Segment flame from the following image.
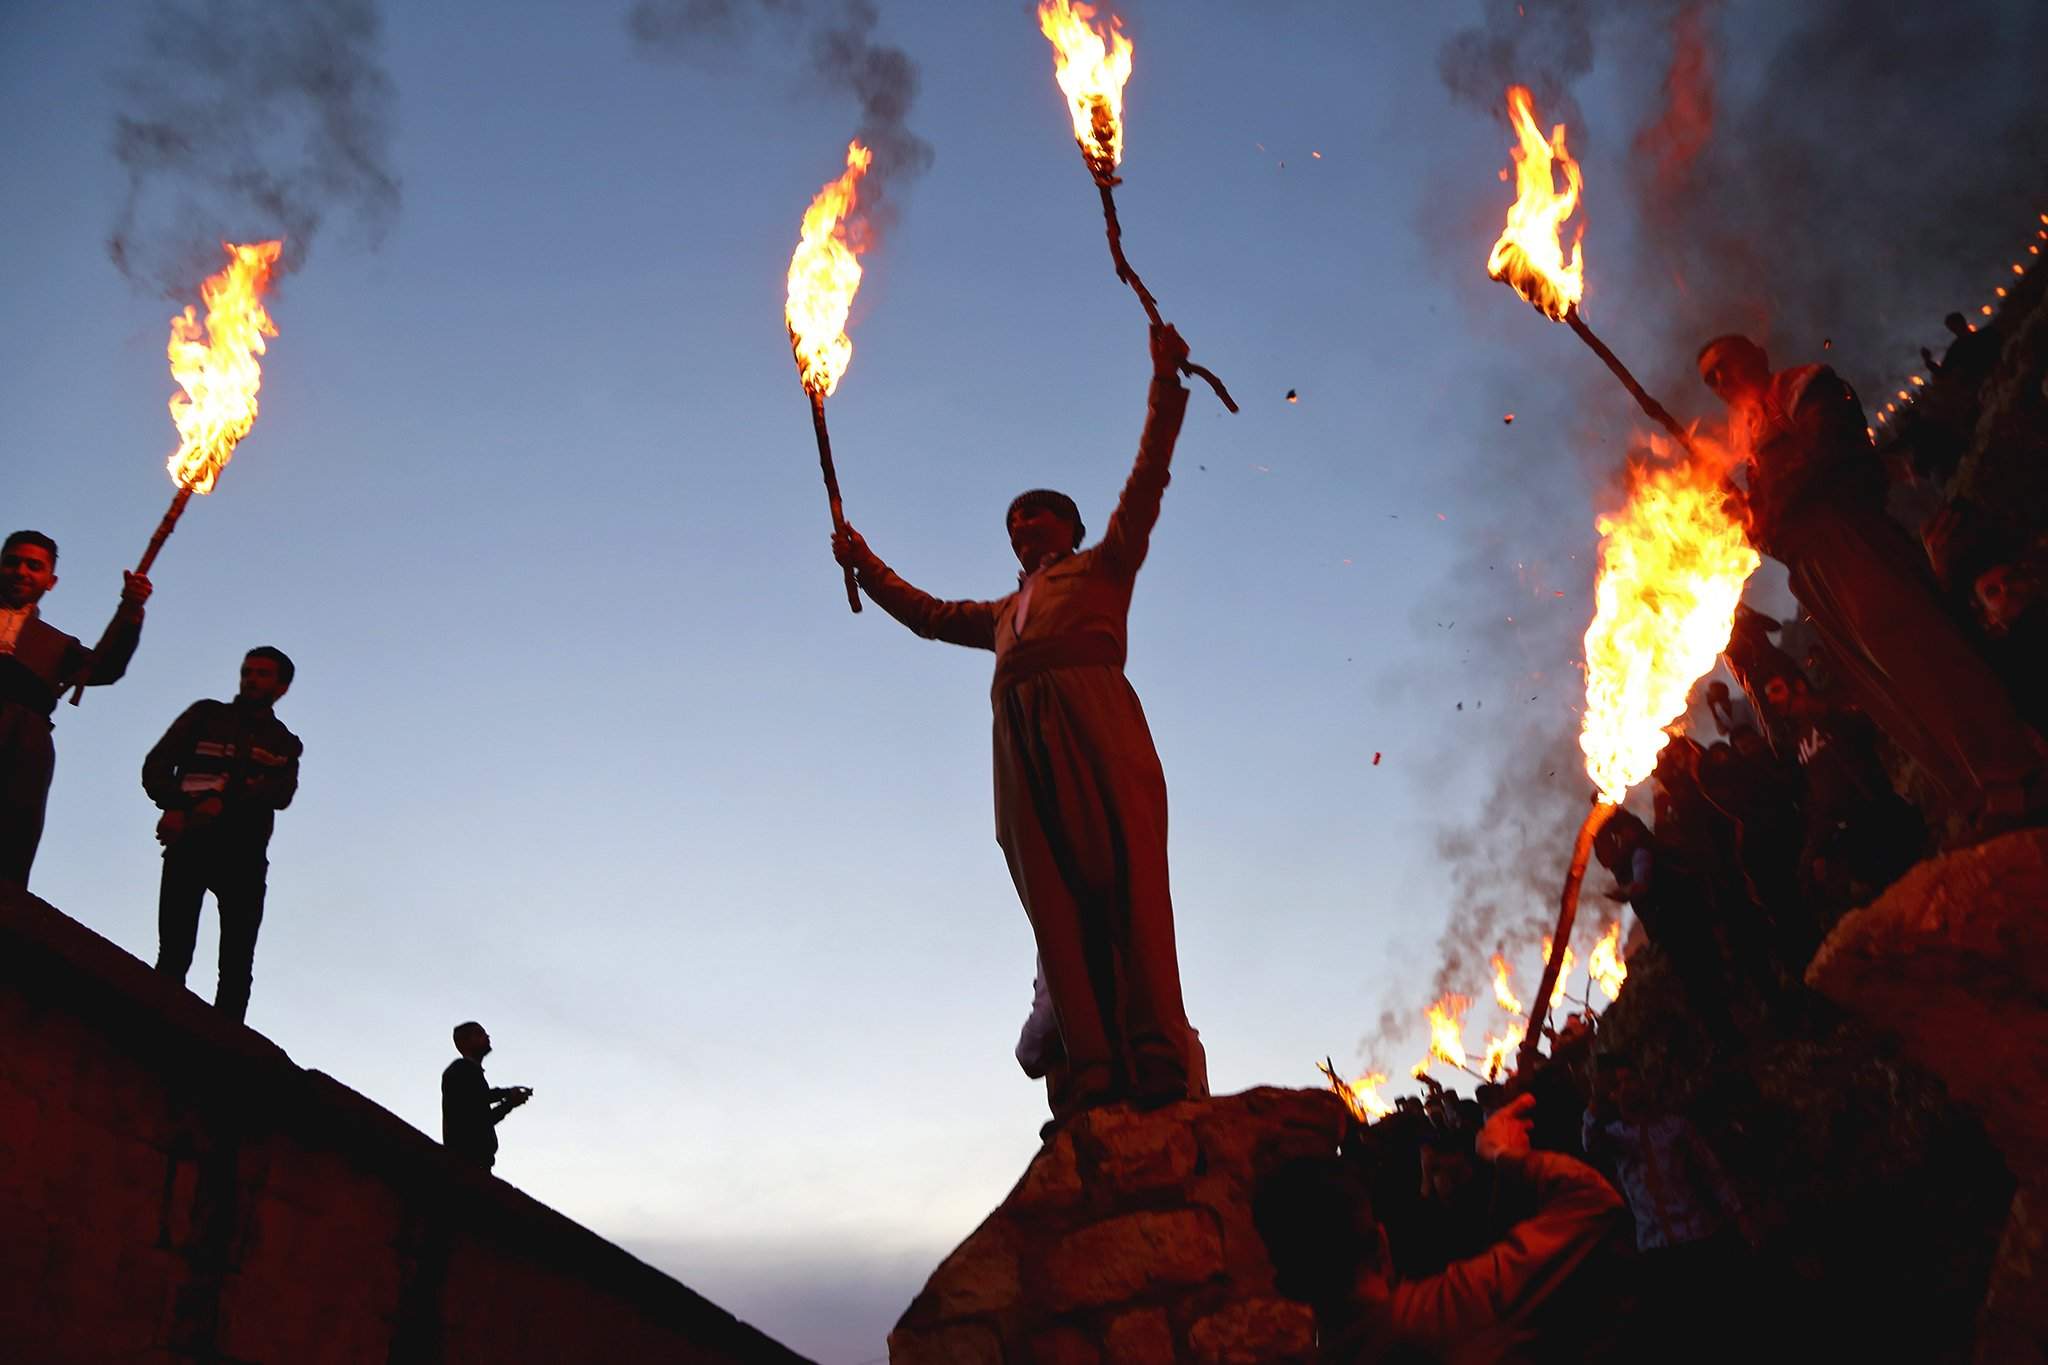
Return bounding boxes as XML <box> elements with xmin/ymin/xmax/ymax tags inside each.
<box><xmin>1486</xmin><ymin>86</ymin><xmax>1584</xmax><ymax>321</ymax></box>
<box><xmin>1425</xmin><ymin>994</ymin><xmax>1470</xmax><ymax>1071</ymax></box>
<box><xmin>1490</xmin><ymin>953</ymin><xmax>1523</xmax><ymax>1015</ymax></box>
<box><xmin>166</xmin><ymin>241</ymin><xmax>283</xmax><ymax>495</ymax></box>
<box><xmin>1335</xmin><ymin>1071</ymin><xmax>1394</xmax><ymax>1123</ymax></box>
<box><xmin>1578</xmin><ymin>440</ymin><xmax>1760</xmax><ymax>802</ymax></box>
<box><xmin>1480</xmin><ymin>1020</ymin><xmax>1526</xmax><ymax>1080</ymax></box>
<box><xmin>1541</xmin><ymin>937</ymin><xmax>1577</xmax><ymax>1008</ymax></box>
<box><xmin>786</xmin><ymin>141</ymin><xmax>874</xmax><ymax>398</ymax></box>
<box><xmin>1038</xmin><ymin>0</ymin><xmax>1133</xmax><ymax>181</ymax></box>
<box><xmin>1589</xmin><ymin>920</ymin><xmax>1627</xmax><ymax>1003</ymax></box>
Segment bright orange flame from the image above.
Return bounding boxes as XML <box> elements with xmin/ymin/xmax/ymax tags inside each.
<box><xmin>1038</xmin><ymin>0</ymin><xmax>1133</xmax><ymax>181</ymax></box>
<box><xmin>1486</xmin><ymin>86</ymin><xmax>1584</xmax><ymax>321</ymax></box>
<box><xmin>1426</xmin><ymin>994</ymin><xmax>1470</xmax><ymax>1071</ymax></box>
<box><xmin>1334</xmin><ymin>1071</ymin><xmax>1394</xmax><ymax>1123</ymax></box>
<box><xmin>1541</xmin><ymin>937</ymin><xmax>1577</xmax><ymax>1008</ymax></box>
<box><xmin>786</xmin><ymin>141</ymin><xmax>873</xmax><ymax>398</ymax></box>
<box><xmin>1481</xmin><ymin>1020</ymin><xmax>1527</xmax><ymax>1080</ymax></box>
<box><xmin>1588</xmin><ymin>920</ymin><xmax>1627</xmax><ymax>1003</ymax></box>
<box><xmin>1579</xmin><ymin>439</ymin><xmax>1761</xmax><ymax>803</ymax></box>
<box><xmin>1490</xmin><ymin>953</ymin><xmax>1523</xmax><ymax>1015</ymax></box>
<box><xmin>166</xmin><ymin>241</ymin><xmax>282</xmax><ymax>495</ymax></box>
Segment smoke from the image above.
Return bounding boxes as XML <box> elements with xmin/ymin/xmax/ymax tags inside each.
<box><xmin>627</xmin><ymin>0</ymin><xmax>934</xmax><ymax>241</ymax></box>
<box><xmin>108</xmin><ymin>0</ymin><xmax>401</xmax><ymax>295</ymax></box>
<box><xmin>1373</xmin><ymin>0</ymin><xmax>2048</xmax><ymax>1071</ymax></box>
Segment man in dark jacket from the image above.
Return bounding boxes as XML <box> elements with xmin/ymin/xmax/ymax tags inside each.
<box><xmin>143</xmin><ymin>647</ymin><xmax>302</xmax><ymax>1023</ymax></box>
<box><xmin>441</xmin><ymin>1021</ymin><xmax>531</xmax><ymax>1170</ymax></box>
<box><xmin>1</xmin><ymin>529</ymin><xmax>150</xmax><ymax>887</ymax></box>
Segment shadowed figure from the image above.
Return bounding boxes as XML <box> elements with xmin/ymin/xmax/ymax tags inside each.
<box><xmin>145</xmin><ymin>647</ymin><xmax>303</xmax><ymax>1023</ymax></box>
<box><xmin>440</xmin><ymin>1021</ymin><xmax>531</xmax><ymax>1171</ymax></box>
<box><xmin>834</xmin><ymin>323</ymin><xmax>1198</xmax><ymax>1123</ymax></box>
<box><xmin>1699</xmin><ymin>336</ymin><xmax>2043</xmax><ymax>833</ymax></box>
<box><xmin>0</xmin><ymin>530</ymin><xmax>150</xmax><ymax>888</ymax></box>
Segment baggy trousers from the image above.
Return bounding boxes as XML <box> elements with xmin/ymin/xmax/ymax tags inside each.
<box><xmin>0</xmin><ymin>702</ymin><xmax>55</xmax><ymax>888</ymax></box>
<box><xmin>994</xmin><ymin>663</ymin><xmax>1190</xmax><ymax>1110</ymax></box>
<box><xmin>156</xmin><ymin>838</ymin><xmax>268</xmax><ymax>1023</ymax></box>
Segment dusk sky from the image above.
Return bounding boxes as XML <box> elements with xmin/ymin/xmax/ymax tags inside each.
<box><xmin>5</xmin><ymin>3</ymin><xmax>2039</xmax><ymax>1359</ymax></box>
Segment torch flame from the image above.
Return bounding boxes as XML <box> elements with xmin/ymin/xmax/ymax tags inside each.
<box><xmin>1589</xmin><ymin>920</ymin><xmax>1627</xmax><ymax>1003</ymax></box>
<box><xmin>1038</xmin><ymin>0</ymin><xmax>1133</xmax><ymax>182</ymax></box>
<box><xmin>1335</xmin><ymin>1071</ymin><xmax>1394</xmax><ymax>1123</ymax></box>
<box><xmin>1490</xmin><ymin>953</ymin><xmax>1523</xmax><ymax>1015</ymax></box>
<box><xmin>786</xmin><ymin>141</ymin><xmax>874</xmax><ymax>398</ymax></box>
<box><xmin>1486</xmin><ymin>86</ymin><xmax>1584</xmax><ymax>321</ymax></box>
<box><xmin>1579</xmin><ymin>440</ymin><xmax>1760</xmax><ymax>803</ymax></box>
<box><xmin>1481</xmin><ymin>1020</ymin><xmax>1527</xmax><ymax>1081</ymax></box>
<box><xmin>1541</xmin><ymin>937</ymin><xmax>1577</xmax><ymax>1009</ymax></box>
<box><xmin>166</xmin><ymin>241</ymin><xmax>283</xmax><ymax>495</ymax></box>
<box><xmin>1425</xmin><ymin>994</ymin><xmax>1470</xmax><ymax>1071</ymax></box>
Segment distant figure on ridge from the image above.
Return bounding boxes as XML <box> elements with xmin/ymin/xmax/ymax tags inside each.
<box><xmin>1698</xmin><ymin>335</ymin><xmax>2044</xmax><ymax>834</ymax></box>
<box><xmin>442</xmin><ymin>1021</ymin><xmax>531</xmax><ymax>1170</ymax></box>
<box><xmin>144</xmin><ymin>647</ymin><xmax>302</xmax><ymax>1023</ymax></box>
<box><xmin>834</xmin><ymin>322</ymin><xmax>1201</xmax><ymax>1125</ymax></box>
<box><xmin>0</xmin><ymin>529</ymin><xmax>150</xmax><ymax>888</ymax></box>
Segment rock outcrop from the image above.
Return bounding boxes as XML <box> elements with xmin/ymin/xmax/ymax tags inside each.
<box><xmin>888</xmin><ymin>1087</ymin><xmax>1346</xmax><ymax>1365</ymax></box>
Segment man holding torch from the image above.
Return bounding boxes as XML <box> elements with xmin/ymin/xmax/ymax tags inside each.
<box><xmin>0</xmin><ymin>531</ymin><xmax>150</xmax><ymax>889</ymax></box>
<box><xmin>833</xmin><ymin>322</ymin><xmax>1198</xmax><ymax>1123</ymax></box>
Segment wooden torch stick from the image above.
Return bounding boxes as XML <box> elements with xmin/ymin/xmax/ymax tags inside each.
<box><xmin>807</xmin><ymin>390</ymin><xmax>862</xmax><ymax>614</ymax></box>
<box><xmin>1092</xmin><ymin>176</ymin><xmax>1239</xmax><ymax>413</ymax></box>
<box><xmin>67</xmin><ymin>483</ymin><xmax>194</xmax><ymax>706</ymax></box>
<box><xmin>1517</xmin><ymin>799</ymin><xmax>1618</xmax><ymax>1075</ymax></box>
<box><xmin>1563</xmin><ymin>308</ymin><xmax>1696</xmax><ymax>458</ymax></box>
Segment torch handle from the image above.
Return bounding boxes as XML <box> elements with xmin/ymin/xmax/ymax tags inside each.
<box><xmin>1565</xmin><ymin>310</ymin><xmax>1697</xmax><ymax>458</ymax></box>
<box><xmin>808</xmin><ymin>392</ymin><xmax>863</xmax><ymax>615</ymax></box>
<box><xmin>1093</xmin><ymin>178</ymin><xmax>1240</xmax><ymax>414</ymax></box>
<box><xmin>66</xmin><ymin>484</ymin><xmax>194</xmax><ymax>707</ymax></box>
<box><xmin>1517</xmin><ymin>800</ymin><xmax>1619</xmax><ymax>1075</ymax></box>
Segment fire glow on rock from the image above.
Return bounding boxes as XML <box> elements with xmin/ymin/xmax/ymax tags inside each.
<box><xmin>786</xmin><ymin>140</ymin><xmax>873</xmax><ymax>398</ymax></box>
<box><xmin>167</xmin><ymin>240</ymin><xmax>282</xmax><ymax>495</ymax></box>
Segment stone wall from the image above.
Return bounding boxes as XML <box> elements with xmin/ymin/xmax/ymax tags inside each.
<box><xmin>888</xmin><ymin>1087</ymin><xmax>1346</xmax><ymax>1365</ymax></box>
<box><xmin>0</xmin><ymin>885</ymin><xmax>808</xmax><ymax>1365</ymax></box>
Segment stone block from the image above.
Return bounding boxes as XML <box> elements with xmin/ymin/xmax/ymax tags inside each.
<box><xmin>1083</xmin><ymin>1106</ymin><xmax>1198</xmax><ymax>1197</ymax></box>
<box><xmin>1044</xmin><ymin>1208</ymin><xmax>1224</xmax><ymax>1311</ymax></box>
<box><xmin>1104</xmin><ymin>1306</ymin><xmax>1177</xmax><ymax>1362</ymax></box>
<box><xmin>929</xmin><ymin>1223</ymin><xmax>1023</xmax><ymax>1321</ymax></box>
<box><xmin>1028</xmin><ymin>1324</ymin><xmax>1101</xmax><ymax>1365</ymax></box>
<box><xmin>888</xmin><ymin>1321</ymin><xmax>1004</xmax><ymax>1365</ymax></box>
<box><xmin>1015</xmin><ymin>1132</ymin><xmax>1083</xmax><ymax>1210</ymax></box>
<box><xmin>1187</xmin><ymin>1297</ymin><xmax>1317</xmax><ymax>1364</ymax></box>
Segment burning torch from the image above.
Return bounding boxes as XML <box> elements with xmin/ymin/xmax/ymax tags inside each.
<box><xmin>786</xmin><ymin>141</ymin><xmax>873</xmax><ymax>614</ymax></box>
<box><xmin>1481</xmin><ymin>87</ymin><xmax>1761</xmax><ymax>1069</ymax></box>
<box><xmin>1037</xmin><ymin>0</ymin><xmax>1237</xmax><ymax>412</ymax></box>
<box><xmin>72</xmin><ymin>240</ymin><xmax>283</xmax><ymax>704</ymax></box>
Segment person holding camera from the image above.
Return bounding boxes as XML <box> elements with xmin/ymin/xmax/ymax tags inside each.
<box><xmin>441</xmin><ymin>1021</ymin><xmax>532</xmax><ymax>1171</ymax></box>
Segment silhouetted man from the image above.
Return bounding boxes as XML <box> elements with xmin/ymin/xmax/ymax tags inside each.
<box><xmin>1699</xmin><ymin>336</ymin><xmax>2042</xmax><ymax>831</ymax></box>
<box><xmin>0</xmin><ymin>530</ymin><xmax>150</xmax><ymax>887</ymax></box>
<box><xmin>442</xmin><ymin>1021</ymin><xmax>531</xmax><ymax>1170</ymax></box>
<box><xmin>144</xmin><ymin>647</ymin><xmax>302</xmax><ymax>1023</ymax></box>
<box><xmin>833</xmin><ymin>323</ymin><xmax>1199</xmax><ymax>1121</ymax></box>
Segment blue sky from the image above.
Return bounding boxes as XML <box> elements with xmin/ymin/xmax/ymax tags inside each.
<box><xmin>5</xmin><ymin>2</ymin><xmax>2029</xmax><ymax>1359</ymax></box>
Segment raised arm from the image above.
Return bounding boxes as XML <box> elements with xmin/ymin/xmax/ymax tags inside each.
<box><xmin>833</xmin><ymin>525</ymin><xmax>999</xmax><ymax>651</ymax></box>
<box><xmin>1095</xmin><ymin>324</ymin><xmax>1192</xmax><ymax>577</ymax></box>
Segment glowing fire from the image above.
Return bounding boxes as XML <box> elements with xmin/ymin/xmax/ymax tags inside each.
<box><xmin>786</xmin><ymin>141</ymin><xmax>874</xmax><ymax>398</ymax></box>
<box><xmin>1425</xmin><ymin>994</ymin><xmax>1470</xmax><ymax>1071</ymax></box>
<box><xmin>1481</xmin><ymin>1020</ymin><xmax>1527</xmax><ymax>1080</ymax></box>
<box><xmin>1490</xmin><ymin>953</ymin><xmax>1523</xmax><ymax>1015</ymax></box>
<box><xmin>1542</xmin><ymin>937</ymin><xmax>1577</xmax><ymax>1008</ymax></box>
<box><xmin>1486</xmin><ymin>86</ymin><xmax>1584</xmax><ymax>321</ymax></box>
<box><xmin>1335</xmin><ymin>1071</ymin><xmax>1394</xmax><ymax>1123</ymax></box>
<box><xmin>1579</xmin><ymin>440</ymin><xmax>1760</xmax><ymax>803</ymax></box>
<box><xmin>166</xmin><ymin>241</ymin><xmax>283</xmax><ymax>495</ymax></box>
<box><xmin>1038</xmin><ymin>0</ymin><xmax>1133</xmax><ymax>181</ymax></box>
<box><xmin>1588</xmin><ymin>920</ymin><xmax>1627</xmax><ymax>1003</ymax></box>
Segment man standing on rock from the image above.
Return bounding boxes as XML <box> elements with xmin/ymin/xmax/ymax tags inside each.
<box><xmin>0</xmin><ymin>530</ymin><xmax>150</xmax><ymax>888</ymax></box>
<box><xmin>834</xmin><ymin>323</ymin><xmax>1199</xmax><ymax>1123</ymax></box>
<box><xmin>442</xmin><ymin>1021</ymin><xmax>531</xmax><ymax>1171</ymax></box>
<box><xmin>144</xmin><ymin>647</ymin><xmax>303</xmax><ymax>1024</ymax></box>
<box><xmin>1699</xmin><ymin>335</ymin><xmax>2043</xmax><ymax>834</ymax></box>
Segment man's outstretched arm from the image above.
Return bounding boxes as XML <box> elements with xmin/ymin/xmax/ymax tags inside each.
<box><xmin>1096</xmin><ymin>324</ymin><xmax>1192</xmax><ymax>578</ymax></box>
<box><xmin>834</xmin><ymin>526</ymin><xmax>1000</xmax><ymax>650</ymax></box>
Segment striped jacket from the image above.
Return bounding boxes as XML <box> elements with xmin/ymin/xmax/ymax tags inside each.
<box><xmin>141</xmin><ymin>699</ymin><xmax>302</xmax><ymax>849</ymax></box>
